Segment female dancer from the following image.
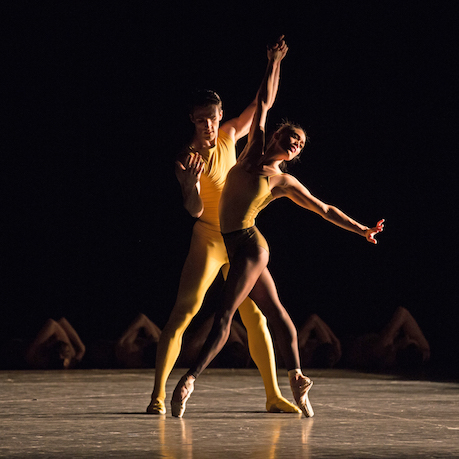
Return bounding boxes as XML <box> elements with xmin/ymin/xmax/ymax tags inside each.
<box><xmin>171</xmin><ymin>40</ymin><xmax>384</xmax><ymax>417</ymax></box>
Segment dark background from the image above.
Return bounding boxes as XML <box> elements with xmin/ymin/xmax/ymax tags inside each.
<box><xmin>5</xmin><ymin>2</ymin><xmax>457</xmax><ymax>375</ymax></box>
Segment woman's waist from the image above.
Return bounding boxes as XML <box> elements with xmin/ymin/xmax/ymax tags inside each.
<box><xmin>220</xmin><ymin>217</ymin><xmax>255</xmax><ymax>235</ymax></box>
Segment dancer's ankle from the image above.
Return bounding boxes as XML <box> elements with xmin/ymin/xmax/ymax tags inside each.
<box><xmin>288</xmin><ymin>368</ymin><xmax>302</xmax><ymax>380</ymax></box>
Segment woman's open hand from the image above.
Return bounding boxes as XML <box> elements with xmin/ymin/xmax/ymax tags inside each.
<box><xmin>365</xmin><ymin>219</ymin><xmax>385</xmax><ymax>244</ymax></box>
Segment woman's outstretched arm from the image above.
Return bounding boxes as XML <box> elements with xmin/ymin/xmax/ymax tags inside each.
<box><xmin>272</xmin><ymin>174</ymin><xmax>384</xmax><ymax>243</ymax></box>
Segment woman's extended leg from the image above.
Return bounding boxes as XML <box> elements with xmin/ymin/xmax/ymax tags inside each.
<box><xmin>248</xmin><ymin>268</ymin><xmax>300</xmax><ymax>370</ymax></box>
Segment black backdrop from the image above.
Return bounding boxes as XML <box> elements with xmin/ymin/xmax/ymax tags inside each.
<box><xmin>5</xmin><ymin>2</ymin><xmax>457</xmax><ymax>375</ymax></box>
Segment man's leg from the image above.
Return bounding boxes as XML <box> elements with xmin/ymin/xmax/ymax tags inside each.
<box><xmin>238</xmin><ymin>297</ymin><xmax>301</xmax><ymax>413</ymax></box>
<box><xmin>147</xmin><ymin>228</ymin><xmax>222</xmax><ymax>414</ymax></box>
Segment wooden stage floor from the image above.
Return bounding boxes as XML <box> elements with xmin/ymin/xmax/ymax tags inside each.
<box><xmin>1</xmin><ymin>368</ymin><xmax>458</xmax><ymax>458</ymax></box>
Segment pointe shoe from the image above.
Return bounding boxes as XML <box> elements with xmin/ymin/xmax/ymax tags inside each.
<box><xmin>171</xmin><ymin>375</ymin><xmax>195</xmax><ymax>418</ymax></box>
<box><xmin>289</xmin><ymin>374</ymin><xmax>314</xmax><ymax>418</ymax></box>
<box><xmin>146</xmin><ymin>398</ymin><xmax>166</xmax><ymax>415</ymax></box>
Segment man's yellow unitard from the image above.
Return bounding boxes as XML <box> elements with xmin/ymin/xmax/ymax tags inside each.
<box><xmin>147</xmin><ymin>129</ymin><xmax>301</xmax><ymax>415</ymax></box>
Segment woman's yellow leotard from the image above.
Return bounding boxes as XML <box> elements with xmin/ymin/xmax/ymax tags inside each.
<box><xmin>219</xmin><ymin>161</ymin><xmax>279</xmax><ymax>253</ymax></box>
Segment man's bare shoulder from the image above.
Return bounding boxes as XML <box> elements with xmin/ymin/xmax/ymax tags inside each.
<box><xmin>219</xmin><ymin>120</ymin><xmax>237</xmax><ymax>142</ymax></box>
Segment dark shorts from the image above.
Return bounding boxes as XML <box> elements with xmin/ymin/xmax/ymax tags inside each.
<box><xmin>222</xmin><ymin>226</ymin><xmax>269</xmax><ymax>260</ymax></box>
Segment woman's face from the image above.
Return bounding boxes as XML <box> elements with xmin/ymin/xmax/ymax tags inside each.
<box><xmin>277</xmin><ymin>127</ymin><xmax>306</xmax><ymax>161</ymax></box>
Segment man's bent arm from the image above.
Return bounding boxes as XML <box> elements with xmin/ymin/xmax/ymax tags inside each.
<box><xmin>220</xmin><ymin>99</ymin><xmax>256</xmax><ymax>143</ymax></box>
<box><xmin>175</xmin><ymin>153</ymin><xmax>204</xmax><ymax>218</ymax></box>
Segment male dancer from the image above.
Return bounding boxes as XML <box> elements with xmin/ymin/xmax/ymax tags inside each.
<box><xmin>146</xmin><ymin>36</ymin><xmax>301</xmax><ymax>415</ymax></box>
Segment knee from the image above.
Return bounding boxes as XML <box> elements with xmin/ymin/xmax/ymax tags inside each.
<box><xmin>162</xmin><ymin>309</ymin><xmax>196</xmax><ymax>337</ymax></box>
<box><xmin>249</xmin><ymin>312</ymin><xmax>268</xmax><ymax>332</ymax></box>
<box><xmin>240</xmin><ymin>304</ymin><xmax>268</xmax><ymax>331</ymax></box>
<box><xmin>214</xmin><ymin>311</ymin><xmax>235</xmax><ymax>336</ymax></box>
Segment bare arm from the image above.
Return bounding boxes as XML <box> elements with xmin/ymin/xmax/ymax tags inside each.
<box><xmin>175</xmin><ymin>150</ymin><xmax>205</xmax><ymax>218</ymax></box>
<box><xmin>220</xmin><ymin>99</ymin><xmax>256</xmax><ymax>143</ymax></box>
<box><xmin>57</xmin><ymin>317</ymin><xmax>86</xmax><ymax>361</ymax></box>
<box><xmin>266</xmin><ymin>40</ymin><xmax>284</xmax><ymax>108</ymax></box>
<box><xmin>250</xmin><ymin>39</ymin><xmax>288</xmax><ymax>144</ymax></box>
<box><xmin>298</xmin><ymin>315</ymin><xmax>318</xmax><ymax>348</ymax></box>
<box><xmin>272</xmin><ymin>174</ymin><xmax>384</xmax><ymax>243</ymax></box>
<box><xmin>117</xmin><ymin>313</ymin><xmax>161</xmax><ymax>348</ymax></box>
<box><xmin>26</xmin><ymin>319</ymin><xmax>75</xmax><ymax>363</ymax></box>
<box><xmin>221</xmin><ymin>36</ymin><xmax>287</xmax><ymax>143</ymax></box>
<box><xmin>379</xmin><ymin>307</ymin><xmax>430</xmax><ymax>359</ymax></box>
<box><xmin>236</xmin><ymin>38</ymin><xmax>288</xmax><ymax>163</ymax></box>
<box><xmin>313</xmin><ymin>316</ymin><xmax>342</xmax><ymax>358</ymax></box>
<box><xmin>299</xmin><ymin>314</ymin><xmax>341</xmax><ymax>348</ymax></box>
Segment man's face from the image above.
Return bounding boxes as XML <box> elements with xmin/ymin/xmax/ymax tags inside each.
<box><xmin>190</xmin><ymin>104</ymin><xmax>223</xmax><ymax>142</ymax></box>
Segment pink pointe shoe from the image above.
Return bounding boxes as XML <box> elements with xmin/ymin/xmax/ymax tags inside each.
<box><xmin>171</xmin><ymin>375</ymin><xmax>195</xmax><ymax>418</ymax></box>
<box><xmin>289</xmin><ymin>372</ymin><xmax>314</xmax><ymax>418</ymax></box>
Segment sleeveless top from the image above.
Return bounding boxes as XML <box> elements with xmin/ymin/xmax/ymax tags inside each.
<box><xmin>219</xmin><ymin>161</ymin><xmax>277</xmax><ymax>234</ymax></box>
<box><xmin>197</xmin><ymin>129</ymin><xmax>236</xmax><ymax>229</ymax></box>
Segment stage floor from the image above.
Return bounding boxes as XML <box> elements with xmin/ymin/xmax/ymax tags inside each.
<box><xmin>1</xmin><ymin>368</ymin><xmax>458</xmax><ymax>458</ymax></box>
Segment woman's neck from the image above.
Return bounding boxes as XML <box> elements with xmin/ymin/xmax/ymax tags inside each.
<box><xmin>244</xmin><ymin>157</ymin><xmax>282</xmax><ymax>175</ymax></box>
<box><xmin>258</xmin><ymin>144</ymin><xmax>285</xmax><ymax>173</ymax></box>
<box><xmin>260</xmin><ymin>162</ymin><xmax>283</xmax><ymax>175</ymax></box>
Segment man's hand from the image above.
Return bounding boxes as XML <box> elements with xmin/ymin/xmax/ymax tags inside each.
<box><xmin>175</xmin><ymin>152</ymin><xmax>205</xmax><ymax>188</ymax></box>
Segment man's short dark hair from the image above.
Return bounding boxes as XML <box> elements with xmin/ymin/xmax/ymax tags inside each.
<box><xmin>188</xmin><ymin>89</ymin><xmax>222</xmax><ymax>115</ymax></box>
